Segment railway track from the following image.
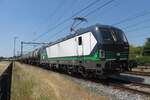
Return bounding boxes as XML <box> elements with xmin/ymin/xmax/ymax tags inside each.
<box><xmin>66</xmin><ymin>71</ymin><xmax>150</xmax><ymax>96</ymax></box>
<box><xmin>123</xmin><ymin>71</ymin><xmax>150</xmax><ymax>77</ymax></box>
<box><xmin>108</xmin><ymin>77</ymin><xmax>150</xmax><ymax>96</ymax></box>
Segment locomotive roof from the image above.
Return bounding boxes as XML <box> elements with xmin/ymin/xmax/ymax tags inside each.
<box><xmin>47</xmin><ymin>23</ymin><xmax>120</xmax><ymax>47</ymax></box>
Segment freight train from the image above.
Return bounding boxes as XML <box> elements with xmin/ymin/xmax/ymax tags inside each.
<box><xmin>19</xmin><ymin>24</ymin><xmax>135</xmax><ymax>78</ymax></box>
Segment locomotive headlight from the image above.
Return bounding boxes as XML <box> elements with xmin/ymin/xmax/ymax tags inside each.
<box><xmin>116</xmin><ymin>53</ymin><xmax>120</xmax><ymax>56</ymax></box>
<box><xmin>100</xmin><ymin>49</ymin><xmax>105</xmax><ymax>58</ymax></box>
<box><xmin>95</xmin><ymin>27</ymin><xmax>99</xmax><ymax>31</ymax></box>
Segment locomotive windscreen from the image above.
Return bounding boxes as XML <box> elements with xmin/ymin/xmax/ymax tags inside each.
<box><xmin>100</xmin><ymin>28</ymin><xmax>128</xmax><ymax>43</ymax></box>
<box><xmin>100</xmin><ymin>29</ymin><xmax>113</xmax><ymax>41</ymax></box>
<box><xmin>112</xmin><ymin>29</ymin><xmax>128</xmax><ymax>43</ymax></box>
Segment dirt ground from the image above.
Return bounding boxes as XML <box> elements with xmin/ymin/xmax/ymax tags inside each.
<box><xmin>11</xmin><ymin>62</ymin><xmax>107</xmax><ymax>100</ymax></box>
<box><xmin>132</xmin><ymin>66</ymin><xmax>150</xmax><ymax>73</ymax></box>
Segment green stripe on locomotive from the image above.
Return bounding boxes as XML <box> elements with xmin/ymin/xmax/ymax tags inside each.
<box><xmin>105</xmin><ymin>51</ymin><xmax>128</xmax><ymax>59</ymax></box>
<box><xmin>40</xmin><ymin>50</ymin><xmax>128</xmax><ymax>63</ymax></box>
<box><xmin>40</xmin><ymin>50</ymin><xmax>100</xmax><ymax>62</ymax></box>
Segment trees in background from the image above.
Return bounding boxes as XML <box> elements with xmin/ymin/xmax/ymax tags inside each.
<box><xmin>129</xmin><ymin>45</ymin><xmax>142</xmax><ymax>59</ymax></box>
<box><xmin>0</xmin><ymin>57</ymin><xmax>5</xmax><ymax>60</ymax></box>
<box><xmin>129</xmin><ymin>38</ymin><xmax>150</xmax><ymax>64</ymax></box>
<box><xmin>142</xmin><ymin>38</ymin><xmax>150</xmax><ymax>56</ymax></box>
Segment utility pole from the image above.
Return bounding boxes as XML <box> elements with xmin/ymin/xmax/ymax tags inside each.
<box><xmin>21</xmin><ymin>41</ymin><xmax>23</xmax><ymax>56</ymax></box>
<box><xmin>13</xmin><ymin>36</ymin><xmax>18</xmax><ymax>58</ymax></box>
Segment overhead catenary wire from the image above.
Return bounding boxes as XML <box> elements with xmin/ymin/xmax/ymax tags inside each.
<box><xmin>108</xmin><ymin>9</ymin><xmax>150</xmax><ymax>41</ymax></box>
<box><xmin>47</xmin><ymin>0</ymin><xmax>76</xmax><ymax>28</ymax></box>
<box><xmin>46</xmin><ymin>25</ymin><xmax>70</xmax><ymax>41</ymax></box>
<box><xmin>74</xmin><ymin>0</ymin><xmax>115</xmax><ymax>28</ymax></box>
<box><xmin>128</xmin><ymin>34</ymin><xmax>150</xmax><ymax>39</ymax></box>
<box><xmin>65</xmin><ymin>0</ymin><xmax>115</xmax><ymax>33</ymax></box>
<box><xmin>36</xmin><ymin>0</ymin><xmax>150</xmax><ymax>43</ymax></box>
<box><xmin>44</xmin><ymin>0</ymin><xmax>115</xmax><ymax>42</ymax></box>
<box><xmin>32</xmin><ymin>0</ymin><xmax>65</xmax><ymax>36</ymax></box>
<box><xmin>83</xmin><ymin>4</ymin><xmax>150</xmax><ymax>42</ymax></box>
<box><xmin>125</xmin><ymin>25</ymin><xmax>150</xmax><ymax>33</ymax></box>
<box><xmin>33</xmin><ymin>0</ymin><xmax>102</xmax><ymax>41</ymax></box>
<box><xmin>122</xmin><ymin>20</ymin><xmax>150</xmax><ymax>40</ymax></box>
<box><xmin>40</xmin><ymin>0</ymin><xmax>150</xmax><ymax>43</ymax></box>
<box><xmin>112</xmin><ymin>10</ymin><xmax>150</xmax><ymax>26</ymax></box>
<box><xmin>121</xmin><ymin>18</ymin><xmax>150</xmax><ymax>30</ymax></box>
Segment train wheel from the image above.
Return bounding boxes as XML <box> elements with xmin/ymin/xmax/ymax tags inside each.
<box><xmin>67</xmin><ymin>66</ymin><xmax>72</xmax><ymax>75</ymax></box>
<box><xmin>81</xmin><ymin>68</ymin><xmax>88</xmax><ymax>78</ymax></box>
<box><xmin>81</xmin><ymin>72</ymin><xmax>88</xmax><ymax>78</ymax></box>
<box><xmin>87</xmin><ymin>73</ymin><xmax>93</xmax><ymax>79</ymax></box>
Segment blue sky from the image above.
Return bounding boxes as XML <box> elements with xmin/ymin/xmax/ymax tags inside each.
<box><xmin>0</xmin><ymin>0</ymin><xmax>150</xmax><ymax>57</ymax></box>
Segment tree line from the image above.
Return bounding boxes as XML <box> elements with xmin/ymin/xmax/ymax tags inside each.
<box><xmin>129</xmin><ymin>37</ymin><xmax>150</xmax><ymax>65</ymax></box>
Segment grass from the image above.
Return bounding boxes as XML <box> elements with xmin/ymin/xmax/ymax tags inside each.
<box><xmin>11</xmin><ymin>62</ymin><xmax>107</xmax><ymax>100</ymax></box>
<box><xmin>11</xmin><ymin>63</ymin><xmax>36</xmax><ymax>100</ymax></box>
<box><xmin>0</xmin><ymin>61</ymin><xmax>10</xmax><ymax>74</ymax></box>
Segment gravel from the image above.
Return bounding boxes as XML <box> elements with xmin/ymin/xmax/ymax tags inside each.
<box><xmin>60</xmin><ymin>73</ymin><xmax>150</xmax><ymax>100</ymax></box>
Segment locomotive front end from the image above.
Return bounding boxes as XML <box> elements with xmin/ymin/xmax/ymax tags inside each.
<box><xmin>97</xmin><ymin>26</ymin><xmax>129</xmax><ymax>74</ymax></box>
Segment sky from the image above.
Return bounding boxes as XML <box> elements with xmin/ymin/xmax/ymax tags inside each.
<box><xmin>0</xmin><ymin>0</ymin><xmax>150</xmax><ymax>57</ymax></box>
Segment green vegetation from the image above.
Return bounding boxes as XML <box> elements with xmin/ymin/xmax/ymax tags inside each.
<box><xmin>11</xmin><ymin>63</ymin><xmax>36</xmax><ymax>100</ymax></box>
<box><xmin>129</xmin><ymin>45</ymin><xmax>142</xmax><ymax>60</ymax></box>
<box><xmin>11</xmin><ymin>62</ymin><xmax>106</xmax><ymax>100</ymax></box>
<box><xmin>135</xmin><ymin>56</ymin><xmax>150</xmax><ymax>65</ymax></box>
<box><xmin>143</xmin><ymin>38</ymin><xmax>150</xmax><ymax>56</ymax></box>
<box><xmin>129</xmin><ymin>38</ymin><xmax>150</xmax><ymax>65</ymax></box>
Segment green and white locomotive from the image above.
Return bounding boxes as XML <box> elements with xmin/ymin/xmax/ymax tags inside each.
<box><xmin>20</xmin><ymin>23</ymin><xmax>130</xmax><ymax>77</ymax></box>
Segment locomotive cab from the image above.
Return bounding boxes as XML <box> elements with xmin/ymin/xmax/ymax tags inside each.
<box><xmin>96</xmin><ymin>26</ymin><xmax>129</xmax><ymax>74</ymax></box>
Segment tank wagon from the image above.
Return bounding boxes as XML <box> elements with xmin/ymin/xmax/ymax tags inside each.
<box><xmin>19</xmin><ymin>24</ymin><xmax>130</xmax><ymax>77</ymax></box>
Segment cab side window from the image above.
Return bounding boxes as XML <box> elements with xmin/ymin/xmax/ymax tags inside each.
<box><xmin>78</xmin><ymin>36</ymin><xmax>82</xmax><ymax>45</ymax></box>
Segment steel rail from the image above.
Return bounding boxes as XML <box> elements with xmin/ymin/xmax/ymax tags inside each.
<box><xmin>110</xmin><ymin>83</ymin><xmax>150</xmax><ymax>96</ymax></box>
<box><xmin>108</xmin><ymin>77</ymin><xmax>150</xmax><ymax>96</ymax></box>
<box><xmin>123</xmin><ymin>71</ymin><xmax>150</xmax><ymax>77</ymax></box>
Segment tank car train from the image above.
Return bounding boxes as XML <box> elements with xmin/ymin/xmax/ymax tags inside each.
<box><xmin>19</xmin><ymin>24</ymin><xmax>131</xmax><ymax>78</ymax></box>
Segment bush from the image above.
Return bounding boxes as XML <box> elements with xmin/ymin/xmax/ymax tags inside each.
<box><xmin>135</xmin><ymin>56</ymin><xmax>150</xmax><ymax>65</ymax></box>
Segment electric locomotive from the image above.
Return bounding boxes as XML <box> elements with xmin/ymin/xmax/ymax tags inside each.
<box><xmin>20</xmin><ymin>23</ymin><xmax>130</xmax><ymax>77</ymax></box>
<box><xmin>39</xmin><ymin>24</ymin><xmax>129</xmax><ymax>77</ymax></box>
